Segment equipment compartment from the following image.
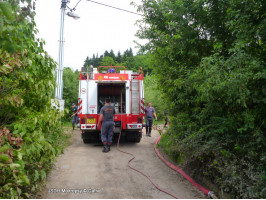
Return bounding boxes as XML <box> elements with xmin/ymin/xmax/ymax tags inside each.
<box><xmin>97</xmin><ymin>83</ymin><xmax>126</xmax><ymax>114</ymax></box>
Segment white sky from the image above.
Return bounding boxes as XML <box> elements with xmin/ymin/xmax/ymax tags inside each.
<box><xmin>34</xmin><ymin>0</ymin><xmax>143</xmax><ymax>71</ymax></box>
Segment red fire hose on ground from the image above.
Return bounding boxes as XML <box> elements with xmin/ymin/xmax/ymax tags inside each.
<box><xmin>116</xmin><ymin>132</ymin><xmax>180</xmax><ymax>199</ymax></box>
<box><xmin>116</xmin><ymin>93</ymin><xmax>179</xmax><ymax>198</ymax></box>
<box><xmin>155</xmin><ymin>134</ymin><xmax>217</xmax><ymax>199</ymax></box>
<box><xmin>116</xmin><ymin>130</ymin><xmax>217</xmax><ymax>199</ymax></box>
<box><xmin>116</xmin><ymin>93</ymin><xmax>217</xmax><ymax>198</ymax></box>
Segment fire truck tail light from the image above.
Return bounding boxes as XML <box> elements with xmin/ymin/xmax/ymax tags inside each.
<box><xmin>81</xmin><ymin>117</ymin><xmax>86</xmax><ymax>124</ymax></box>
<box><xmin>137</xmin><ymin>116</ymin><xmax>142</xmax><ymax>123</ymax></box>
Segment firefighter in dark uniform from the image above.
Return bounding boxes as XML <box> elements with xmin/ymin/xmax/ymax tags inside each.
<box><xmin>97</xmin><ymin>98</ymin><xmax>115</xmax><ymax>153</ymax></box>
<box><xmin>71</xmin><ymin>103</ymin><xmax>78</xmax><ymax>130</ymax></box>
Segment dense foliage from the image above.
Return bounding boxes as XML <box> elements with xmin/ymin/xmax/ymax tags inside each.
<box><xmin>144</xmin><ymin>74</ymin><xmax>167</xmax><ymax>120</ymax></box>
<box><xmin>136</xmin><ymin>0</ymin><xmax>266</xmax><ymax>198</ymax></box>
<box><xmin>0</xmin><ymin>0</ymin><xmax>67</xmax><ymax>198</ymax></box>
<box><xmin>62</xmin><ymin>67</ymin><xmax>79</xmax><ymax>121</ymax></box>
<box><xmin>83</xmin><ymin>48</ymin><xmax>154</xmax><ymax>75</ymax></box>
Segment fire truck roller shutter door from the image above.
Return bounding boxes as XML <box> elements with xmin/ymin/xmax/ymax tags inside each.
<box><xmin>88</xmin><ymin>81</ymin><xmax>97</xmax><ymax>114</ymax></box>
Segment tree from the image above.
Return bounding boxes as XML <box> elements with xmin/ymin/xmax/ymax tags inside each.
<box><xmin>82</xmin><ymin>49</ymin><xmax>153</xmax><ymax>75</ymax></box>
<box><xmin>109</xmin><ymin>49</ymin><xmax>115</xmax><ymax>60</ymax></box>
<box><xmin>99</xmin><ymin>56</ymin><xmax>115</xmax><ymax>66</ymax></box>
<box><xmin>103</xmin><ymin>50</ymin><xmax>110</xmax><ymax>57</ymax></box>
<box><xmin>137</xmin><ymin>0</ymin><xmax>266</xmax><ymax>198</ymax></box>
<box><xmin>144</xmin><ymin>74</ymin><xmax>166</xmax><ymax>119</ymax></box>
<box><xmin>116</xmin><ymin>51</ymin><xmax>122</xmax><ymax>63</ymax></box>
<box><xmin>63</xmin><ymin>67</ymin><xmax>79</xmax><ymax>120</ymax></box>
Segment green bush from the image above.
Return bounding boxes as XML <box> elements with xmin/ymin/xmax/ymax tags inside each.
<box><xmin>144</xmin><ymin>74</ymin><xmax>168</xmax><ymax>120</ymax></box>
<box><xmin>0</xmin><ymin>110</ymin><xmax>68</xmax><ymax>198</ymax></box>
<box><xmin>137</xmin><ymin>0</ymin><xmax>266</xmax><ymax>198</ymax></box>
<box><xmin>62</xmin><ymin>67</ymin><xmax>79</xmax><ymax>122</ymax></box>
<box><xmin>0</xmin><ymin>1</ymin><xmax>69</xmax><ymax>198</ymax></box>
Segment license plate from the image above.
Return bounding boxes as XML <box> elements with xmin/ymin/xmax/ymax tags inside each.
<box><xmin>132</xmin><ymin>125</ymin><xmax>137</xmax><ymax>128</ymax></box>
<box><xmin>87</xmin><ymin>118</ymin><xmax>95</xmax><ymax>124</ymax></box>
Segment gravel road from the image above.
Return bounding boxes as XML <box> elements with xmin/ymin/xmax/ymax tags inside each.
<box><xmin>40</xmin><ymin>129</ymin><xmax>205</xmax><ymax>199</ymax></box>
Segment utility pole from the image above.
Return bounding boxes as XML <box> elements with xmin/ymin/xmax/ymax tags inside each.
<box><xmin>55</xmin><ymin>0</ymin><xmax>67</xmax><ymax>100</ymax></box>
<box><xmin>52</xmin><ymin>0</ymin><xmax>68</xmax><ymax>111</ymax></box>
<box><xmin>52</xmin><ymin>0</ymin><xmax>79</xmax><ymax>111</ymax></box>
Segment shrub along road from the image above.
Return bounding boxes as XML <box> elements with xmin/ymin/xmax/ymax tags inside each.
<box><xmin>40</xmin><ymin>129</ymin><xmax>205</xmax><ymax>199</ymax></box>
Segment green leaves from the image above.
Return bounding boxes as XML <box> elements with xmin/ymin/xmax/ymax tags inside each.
<box><xmin>0</xmin><ymin>109</ymin><xmax>67</xmax><ymax>198</ymax></box>
<box><xmin>0</xmin><ymin>154</ymin><xmax>12</xmax><ymax>164</ymax></box>
<box><xmin>144</xmin><ymin>74</ymin><xmax>167</xmax><ymax>120</ymax></box>
<box><xmin>99</xmin><ymin>56</ymin><xmax>115</xmax><ymax>66</ymax></box>
<box><xmin>62</xmin><ymin>67</ymin><xmax>79</xmax><ymax>121</ymax></box>
<box><xmin>0</xmin><ymin>0</ymin><xmax>67</xmax><ymax>198</ymax></box>
<box><xmin>138</xmin><ymin>0</ymin><xmax>266</xmax><ymax>198</ymax></box>
<box><xmin>0</xmin><ymin>1</ymin><xmax>14</xmax><ymax>20</ymax></box>
<box><xmin>9</xmin><ymin>163</ymin><xmax>21</xmax><ymax>169</ymax></box>
<box><xmin>0</xmin><ymin>145</ymin><xmax>9</xmax><ymax>153</ymax></box>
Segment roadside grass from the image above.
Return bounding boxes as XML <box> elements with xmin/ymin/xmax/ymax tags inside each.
<box><xmin>143</xmin><ymin>119</ymin><xmax>165</xmax><ymax>126</ymax></box>
<box><xmin>156</xmin><ymin>129</ymin><xmax>184</xmax><ymax>164</ymax></box>
<box><xmin>61</xmin><ymin>127</ymin><xmax>75</xmax><ymax>147</ymax></box>
<box><xmin>63</xmin><ymin>121</ymin><xmax>72</xmax><ymax>127</ymax></box>
<box><xmin>153</xmin><ymin>120</ymin><xmax>164</xmax><ymax>126</ymax></box>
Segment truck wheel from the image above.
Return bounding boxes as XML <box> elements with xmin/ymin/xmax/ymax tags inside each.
<box><xmin>126</xmin><ymin>131</ymin><xmax>142</xmax><ymax>143</ymax></box>
<box><xmin>83</xmin><ymin>139</ymin><xmax>90</xmax><ymax>144</ymax></box>
<box><xmin>82</xmin><ymin>132</ymin><xmax>100</xmax><ymax>143</ymax></box>
<box><xmin>134</xmin><ymin>136</ymin><xmax>141</xmax><ymax>143</ymax></box>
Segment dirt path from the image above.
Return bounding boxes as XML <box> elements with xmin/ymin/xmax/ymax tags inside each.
<box><xmin>40</xmin><ymin>129</ymin><xmax>205</xmax><ymax>199</ymax></box>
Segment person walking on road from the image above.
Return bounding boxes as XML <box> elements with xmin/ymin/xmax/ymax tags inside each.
<box><xmin>97</xmin><ymin>98</ymin><xmax>115</xmax><ymax>153</ymax></box>
<box><xmin>71</xmin><ymin>103</ymin><xmax>79</xmax><ymax>130</ymax></box>
<box><xmin>145</xmin><ymin>102</ymin><xmax>157</xmax><ymax>137</ymax></box>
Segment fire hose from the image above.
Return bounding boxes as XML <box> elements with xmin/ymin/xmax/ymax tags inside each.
<box><xmin>154</xmin><ymin>133</ymin><xmax>217</xmax><ymax>199</ymax></box>
<box><xmin>116</xmin><ymin>92</ymin><xmax>179</xmax><ymax>198</ymax></box>
<box><xmin>116</xmin><ymin>128</ymin><xmax>180</xmax><ymax>199</ymax></box>
<box><xmin>116</xmin><ymin>93</ymin><xmax>217</xmax><ymax>199</ymax></box>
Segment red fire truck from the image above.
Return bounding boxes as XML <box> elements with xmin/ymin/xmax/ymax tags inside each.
<box><xmin>77</xmin><ymin>66</ymin><xmax>145</xmax><ymax>143</ymax></box>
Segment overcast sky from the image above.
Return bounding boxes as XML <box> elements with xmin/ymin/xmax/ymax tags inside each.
<box><xmin>34</xmin><ymin>0</ymin><xmax>143</xmax><ymax>71</ymax></box>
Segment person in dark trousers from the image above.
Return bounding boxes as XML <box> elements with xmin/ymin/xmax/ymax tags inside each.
<box><xmin>145</xmin><ymin>102</ymin><xmax>157</xmax><ymax>137</ymax></box>
<box><xmin>97</xmin><ymin>98</ymin><xmax>115</xmax><ymax>153</ymax></box>
<box><xmin>71</xmin><ymin>103</ymin><xmax>79</xmax><ymax>130</ymax></box>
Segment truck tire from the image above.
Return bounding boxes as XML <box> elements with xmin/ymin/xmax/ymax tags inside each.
<box><xmin>83</xmin><ymin>139</ymin><xmax>90</xmax><ymax>144</ymax></box>
<box><xmin>126</xmin><ymin>131</ymin><xmax>142</xmax><ymax>143</ymax></box>
<box><xmin>134</xmin><ymin>135</ymin><xmax>141</xmax><ymax>143</ymax></box>
<box><xmin>82</xmin><ymin>132</ymin><xmax>100</xmax><ymax>143</ymax></box>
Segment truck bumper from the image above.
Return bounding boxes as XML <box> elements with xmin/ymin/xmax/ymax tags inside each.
<box><xmin>80</xmin><ymin>124</ymin><xmax>97</xmax><ymax>130</ymax></box>
<box><xmin>127</xmin><ymin>124</ymin><xmax>142</xmax><ymax>129</ymax></box>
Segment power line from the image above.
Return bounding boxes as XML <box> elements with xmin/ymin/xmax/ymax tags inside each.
<box><xmin>72</xmin><ymin>0</ymin><xmax>82</xmax><ymax>11</ymax></box>
<box><xmin>86</xmin><ymin>0</ymin><xmax>143</xmax><ymax>16</ymax></box>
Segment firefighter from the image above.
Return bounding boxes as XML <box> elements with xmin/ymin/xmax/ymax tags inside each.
<box><xmin>145</xmin><ymin>102</ymin><xmax>157</xmax><ymax>137</ymax></box>
<box><xmin>97</xmin><ymin>98</ymin><xmax>115</xmax><ymax>153</ymax></box>
<box><xmin>71</xmin><ymin>103</ymin><xmax>78</xmax><ymax>130</ymax></box>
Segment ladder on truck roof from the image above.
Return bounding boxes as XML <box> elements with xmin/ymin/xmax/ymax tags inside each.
<box><xmin>131</xmin><ymin>75</ymin><xmax>140</xmax><ymax>114</ymax></box>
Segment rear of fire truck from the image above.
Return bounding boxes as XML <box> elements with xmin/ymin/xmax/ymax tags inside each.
<box><xmin>77</xmin><ymin>66</ymin><xmax>145</xmax><ymax>143</ymax></box>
